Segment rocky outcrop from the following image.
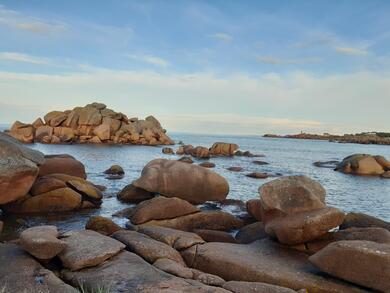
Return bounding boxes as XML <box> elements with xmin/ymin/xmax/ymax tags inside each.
<box><xmin>182</xmin><ymin>239</ymin><xmax>367</xmax><ymax>293</ymax></box>
<box><xmin>309</xmin><ymin>240</ymin><xmax>390</xmax><ymax>292</ymax></box>
<box><xmin>4</xmin><ymin>174</ymin><xmax>102</xmax><ymax>214</ymax></box>
<box><xmin>259</xmin><ymin>176</ymin><xmax>344</xmax><ymax>245</ymax></box>
<box><xmin>19</xmin><ymin>225</ymin><xmax>66</xmax><ymax>260</ymax></box>
<box><xmin>335</xmin><ymin>154</ymin><xmax>390</xmax><ymax>176</ymax></box>
<box><xmin>62</xmin><ymin>250</ymin><xmax>229</xmax><ymax>293</ymax></box>
<box><xmin>8</xmin><ymin>102</ymin><xmax>174</xmax><ymax>146</ymax></box>
<box><xmin>209</xmin><ymin>142</ymin><xmax>239</xmax><ymax>156</ymax></box>
<box><xmin>133</xmin><ymin>159</ymin><xmax>229</xmax><ymax>204</ymax></box>
<box><xmin>0</xmin><ymin>132</ymin><xmax>44</xmax><ymax>204</ymax></box>
<box><xmin>223</xmin><ymin>281</ymin><xmax>297</xmax><ymax>293</ymax></box>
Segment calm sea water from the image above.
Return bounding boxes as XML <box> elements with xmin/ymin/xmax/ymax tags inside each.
<box><xmin>1</xmin><ymin>129</ymin><xmax>389</xmax><ymax>239</ymax></box>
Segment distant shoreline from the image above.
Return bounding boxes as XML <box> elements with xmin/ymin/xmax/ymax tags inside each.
<box><xmin>263</xmin><ymin>132</ymin><xmax>390</xmax><ymax>146</ymax></box>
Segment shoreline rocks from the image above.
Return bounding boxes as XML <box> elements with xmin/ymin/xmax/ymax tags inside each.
<box><xmin>335</xmin><ymin>154</ymin><xmax>390</xmax><ymax>177</ymax></box>
<box><xmin>7</xmin><ymin>102</ymin><xmax>174</xmax><ymax>146</ymax></box>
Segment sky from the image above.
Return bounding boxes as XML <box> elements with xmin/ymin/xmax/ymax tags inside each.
<box><xmin>0</xmin><ymin>0</ymin><xmax>389</xmax><ymax>135</ymax></box>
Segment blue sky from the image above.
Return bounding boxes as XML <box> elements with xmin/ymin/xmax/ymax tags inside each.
<box><xmin>0</xmin><ymin>0</ymin><xmax>389</xmax><ymax>134</ymax></box>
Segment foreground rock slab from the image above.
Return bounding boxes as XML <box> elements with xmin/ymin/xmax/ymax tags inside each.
<box><xmin>62</xmin><ymin>251</ymin><xmax>230</xmax><ymax>293</ymax></box>
<box><xmin>58</xmin><ymin>229</ymin><xmax>125</xmax><ymax>271</ymax></box>
<box><xmin>138</xmin><ymin>226</ymin><xmax>205</xmax><ymax>250</ymax></box>
<box><xmin>309</xmin><ymin>240</ymin><xmax>390</xmax><ymax>292</ymax></box>
<box><xmin>133</xmin><ymin>158</ymin><xmax>229</xmax><ymax>204</ymax></box>
<box><xmin>0</xmin><ymin>243</ymin><xmax>78</xmax><ymax>293</ymax></box>
<box><xmin>223</xmin><ymin>281</ymin><xmax>297</xmax><ymax>293</ymax></box>
<box><xmin>112</xmin><ymin>230</ymin><xmax>186</xmax><ymax>265</ymax></box>
<box><xmin>182</xmin><ymin>239</ymin><xmax>369</xmax><ymax>293</ymax></box>
<box><xmin>20</xmin><ymin>225</ymin><xmax>66</xmax><ymax>260</ymax></box>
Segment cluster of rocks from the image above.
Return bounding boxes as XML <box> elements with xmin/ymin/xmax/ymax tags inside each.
<box><xmin>2</xmin><ymin>168</ymin><xmax>389</xmax><ymax>292</ymax></box>
<box><xmin>335</xmin><ymin>153</ymin><xmax>390</xmax><ymax>178</ymax></box>
<box><xmin>7</xmin><ymin>102</ymin><xmax>174</xmax><ymax>145</ymax></box>
<box><xmin>0</xmin><ymin>132</ymin><xmax>102</xmax><ymax>214</ymax></box>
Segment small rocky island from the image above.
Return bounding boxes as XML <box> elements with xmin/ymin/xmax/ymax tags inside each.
<box><xmin>6</xmin><ymin>102</ymin><xmax>174</xmax><ymax>145</ymax></box>
<box><xmin>0</xmin><ymin>132</ymin><xmax>389</xmax><ymax>292</ymax></box>
<box><xmin>264</xmin><ymin>132</ymin><xmax>390</xmax><ymax>145</ymax></box>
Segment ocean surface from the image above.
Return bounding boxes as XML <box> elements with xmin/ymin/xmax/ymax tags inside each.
<box><xmin>1</xmin><ymin>129</ymin><xmax>390</xmax><ymax>239</ymax></box>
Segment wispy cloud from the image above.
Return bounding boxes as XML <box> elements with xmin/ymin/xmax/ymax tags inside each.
<box><xmin>210</xmin><ymin>33</ymin><xmax>233</xmax><ymax>42</ymax></box>
<box><xmin>334</xmin><ymin>47</ymin><xmax>368</xmax><ymax>56</ymax></box>
<box><xmin>0</xmin><ymin>5</ymin><xmax>67</xmax><ymax>34</ymax></box>
<box><xmin>126</xmin><ymin>54</ymin><xmax>170</xmax><ymax>67</ymax></box>
<box><xmin>256</xmin><ymin>55</ymin><xmax>322</xmax><ymax>65</ymax></box>
<box><xmin>0</xmin><ymin>52</ymin><xmax>49</xmax><ymax>64</ymax></box>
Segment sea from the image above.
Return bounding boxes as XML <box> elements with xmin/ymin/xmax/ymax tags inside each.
<box><xmin>1</xmin><ymin>126</ymin><xmax>389</xmax><ymax>239</ymax></box>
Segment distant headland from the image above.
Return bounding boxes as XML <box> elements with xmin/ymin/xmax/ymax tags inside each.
<box><xmin>263</xmin><ymin>132</ymin><xmax>390</xmax><ymax>145</ymax></box>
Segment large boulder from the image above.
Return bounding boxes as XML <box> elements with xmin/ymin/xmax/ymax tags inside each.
<box><xmin>19</xmin><ymin>225</ymin><xmax>66</xmax><ymax>260</ymax></box>
<box><xmin>133</xmin><ymin>159</ymin><xmax>229</xmax><ymax>204</ymax></box>
<box><xmin>259</xmin><ymin>176</ymin><xmax>326</xmax><ymax>223</ymax></box>
<box><xmin>235</xmin><ymin>222</ymin><xmax>267</xmax><ymax>244</ymax></box>
<box><xmin>58</xmin><ymin>229</ymin><xmax>125</xmax><ymax>271</ymax></box>
<box><xmin>4</xmin><ymin>187</ymin><xmax>82</xmax><ymax>214</ymax></box>
<box><xmin>131</xmin><ymin>196</ymin><xmax>200</xmax><ymax>225</ymax></box>
<box><xmin>62</xmin><ymin>250</ymin><xmax>229</xmax><ymax>293</ymax></box>
<box><xmin>0</xmin><ymin>243</ymin><xmax>78</xmax><ymax>293</ymax></box>
<box><xmin>264</xmin><ymin>207</ymin><xmax>345</xmax><ymax>245</ymax></box>
<box><xmin>8</xmin><ymin>121</ymin><xmax>34</xmax><ymax>143</ymax></box>
<box><xmin>140</xmin><ymin>210</ymin><xmax>244</xmax><ymax>232</ymax></box>
<box><xmin>335</xmin><ymin>154</ymin><xmax>387</xmax><ymax>175</ymax></box>
<box><xmin>309</xmin><ymin>240</ymin><xmax>390</xmax><ymax>292</ymax></box>
<box><xmin>182</xmin><ymin>239</ymin><xmax>368</xmax><ymax>293</ymax></box>
<box><xmin>0</xmin><ymin>133</ymin><xmax>44</xmax><ymax>204</ymax></box>
<box><xmin>117</xmin><ymin>183</ymin><xmax>154</xmax><ymax>203</ymax></box>
<box><xmin>93</xmin><ymin>124</ymin><xmax>110</xmax><ymax>141</ymax></box>
<box><xmin>190</xmin><ymin>146</ymin><xmax>210</xmax><ymax>159</ymax></box>
<box><xmin>246</xmin><ymin>199</ymin><xmax>262</xmax><ymax>221</ymax></box>
<box><xmin>78</xmin><ymin>106</ymin><xmax>102</xmax><ymax>126</ymax></box>
<box><xmin>112</xmin><ymin>230</ymin><xmax>186</xmax><ymax>265</ymax></box>
<box><xmin>38</xmin><ymin>154</ymin><xmax>86</xmax><ymax>179</ymax></box>
<box><xmin>44</xmin><ymin>111</ymin><xmax>68</xmax><ymax>127</ymax></box>
<box><xmin>209</xmin><ymin>142</ymin><xmax>239</xmax><ymax>156</ymax></box>
<box><xmin>30</xmin><ymin>175</ymin><xmax>67</xmax><ymax>196</ymax></box>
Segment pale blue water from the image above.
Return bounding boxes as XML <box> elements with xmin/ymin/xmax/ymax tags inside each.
<box><xmin>1</xmin><ymin>128</ymin><xmax>389</xmax><ymax>238</ymax></box>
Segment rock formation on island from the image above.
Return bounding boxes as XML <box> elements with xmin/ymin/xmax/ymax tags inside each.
<box><xmin>7</xmin><ymin>102</ymin><xmax>174</xmax><ymax>145</ymax></box>
<box><xmin>335</xmin><ymin>154</ymin><xmax>390</xmax><ymax>178</ymax></box>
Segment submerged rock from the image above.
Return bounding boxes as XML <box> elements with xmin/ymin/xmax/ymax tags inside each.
<box><xmin>246</xmin><ymin>172</ymin><xmax>268</xmax><ymax>179</ymax></box>
<box><xmin>335</xmin><ymin>154</ymin><xmax>389</xmax><ymax>175</ymax></box>
<box><xmin>103</xmin><ymin>164</ymin><xmax>124</xmax><ymax>175</ymax></box>
<box><xmin>133</xmin><ymin>159</ymin><xmax>229</xmax><ymax>204</ymax></box>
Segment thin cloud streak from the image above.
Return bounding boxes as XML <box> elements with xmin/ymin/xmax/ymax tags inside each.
<box><xmin>334</xmin><ymin>47</ymin><xmax>368</xmax><ymax>56</ymax></box>
<box><xmin>126</xmin><ymin>54</ymin><xmax>170</xmax><ymax>67</ymax></box>
<box><xmin>210</xmin><ymin>32</ymin><xmax>233</xmax><ymax>42</ymax></box>
<box><xmin>0</xmin><ymin>52</ymin><xmax>49</xmax><ymax>64</ymax></box>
